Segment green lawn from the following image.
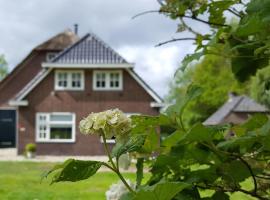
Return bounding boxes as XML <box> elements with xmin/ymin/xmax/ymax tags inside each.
<box><xmin>0</xmin><ymin>161</ymin><xmax>136</xmax><ymax>200</ymax></box>
<box><xmin>0</xmin><ymin>161</ymin><xmax>257</xmax><ymax>200</ymax></box>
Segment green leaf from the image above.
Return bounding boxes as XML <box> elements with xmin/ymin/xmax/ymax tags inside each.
<box><xmin>111</xmin><ymin>135</ymin><xmax>145</xmax><ymax>160</ymax></box>
<box><xmin>180</xmin><ymin>52</ymin><xmax>204</xmax><ymax>72</ymax></box>
<box><xmin>219</xmin><ymin>160</ymin><xmax>251</xmax><ymax>183</ymax></box>
<box><xmin>212</xmin><ymin>191</ymin><xmax>230</xmax><ymax>200</ymax></box>
<box><xmin>136</xmin><ymin>158</ymin><xmax>144</xmax><ymax>188</ymax></box>
<box><xmin>166</xmin><ymin>84</ymin><xmax>203</xmax><ymax>118</ymax></box>
<box><xmin>44</xmin><ymin>159</ymin><xmax>102</xmax><ymax>184</ymax></box>
<box><xmin>179</xmin><ymin>123</ymin><xmax>213</xmax><ymax>143</ymax></box>
<box><xmin>241</xmin><ymin>114</ymin><xmax>269</xmax><ymax>132</ymax></box>
<box><xmin>161</xmin><ymin>130</ymin><xmax>183</xmax><ymax>153</ymax></box>
<box><xmin>134</xmin><ymin>181</ymin><xmax>190</xmax><ymax>200</ymax></box>
<box><xmin>141</xmin><ymin>128</ymin><xmax>159</xmax><ymax>154</ymax></box>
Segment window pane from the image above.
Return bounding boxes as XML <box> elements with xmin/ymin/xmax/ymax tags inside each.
<box><xmin>50</xmin><ymin>114</ymin><xmax>73</xmax><ymax>122</ymax></box>
<box><xmin>109</xmin><ymin>72</ymin><xmax>120</xmax><ymax>88</ymax></box>
<box><xmin>50</xmin><ymin>126</ymin><xmax>72</xmax><ymax>139</ymax></box>
<box><xmin>58</xmin><ymin>72</ymin><xmax>68</xmax><ymax>87</ymax></box>
<box><xmin>71</xmin><ymin>72</ymin><xmax>82</xmax><ymax>88</ymax></box>
<box><xmin>96</xmin><ymin>72</ymin><xmax>106</xmax><ymax>88</ymax></box>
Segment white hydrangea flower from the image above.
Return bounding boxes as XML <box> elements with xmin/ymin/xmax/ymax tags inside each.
<box><xmin>79</xmin><ymin>109</ymin><xmax>131</xmax><ymax>139</ymax></box>
<box><xmin>105</xmin><ymin>180</ymin><xmax>135</xmax><ymax>200</ymax></box>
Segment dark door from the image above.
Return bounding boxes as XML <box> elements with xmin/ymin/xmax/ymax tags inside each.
<box><xmin>0</xmin><ymin>110</ymin><xmax>16</xmax><ymax>148</ymax></box>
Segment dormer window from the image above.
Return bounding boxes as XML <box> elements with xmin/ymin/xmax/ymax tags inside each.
<box><xmin>93</xmin><ymin>70</ymin><xmax>123</xmax><ymax>91</ymax></box>
<box><xmin>55</xmin><ymin>70</ymin><xmax>84</xmax><ymax>91</ymax></box>
<box><xmin>46</xmin><ymin>52</ymin><xmax>57</xmax><ymax>61</ymax></box>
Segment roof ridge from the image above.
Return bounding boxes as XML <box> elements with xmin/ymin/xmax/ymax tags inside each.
<box><xmin>50</xmin><ymin>33</ymin><xmax>89</xmax><ymax>63</ymax></box>
<box><xmin>231</xmin><ymin>95</ymin><xmax>244</xmax><ymax>111</ymax></box>
<box><xmin>88</xmin><ymin>31</ymin><xmax>128</xmax><ymax>63</ymax></box>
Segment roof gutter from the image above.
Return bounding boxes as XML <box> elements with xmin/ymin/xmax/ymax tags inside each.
<box><xmin>42</xmin><ymin>63</ymin><xmax>135</xmax><ymax>69</ymax></box>
<box><xmin>9</xmin><ymin>100</ymin><xmax>29</xmax><ymax>106</ymax></box>
<box><xmin>150</xmin><ymin>102</ymin><xmax>168</xmax><ymax>108</ymax></box>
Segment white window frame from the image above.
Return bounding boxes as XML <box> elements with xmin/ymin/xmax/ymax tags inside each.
<box><xmin>36</xmin><ymin>112</ymin><xmax>76</xmax><ymax>143</ymax></box>
<box><xmin>55</xmin><ymin>70</ymin><xmax>85</xmax><ymax>91</ymax></box>
<box><xmin>93</xmin><ymin>70</ymin><xmax>123</xmax><ymax>91</ymax></box>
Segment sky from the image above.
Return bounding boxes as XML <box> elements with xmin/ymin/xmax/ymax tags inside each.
<box><xmin>0</xmin><ymin>0</ymin><xmax>196</xmax><ymax>97</ymax></box>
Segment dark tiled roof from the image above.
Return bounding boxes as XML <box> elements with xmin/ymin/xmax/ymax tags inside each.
<box><xmin>203</xmin><ymin>95</ymin><xmax>269</xmax><ymax>125</ymax></box>
<box><xmin>49</xmin><ymin>33</ymin><xmax>128</xmax><ymax>64</ymax></box>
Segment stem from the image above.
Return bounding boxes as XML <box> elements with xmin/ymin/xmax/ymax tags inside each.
<box><xmin>101</xmin><ymin>132</ymin><xmax>136</xmax><ymax>194</ymax></box>
<box><xmin>237</xmin><ymin>156</ymin><xmax>258</xmax><ymax>194</ymax></box>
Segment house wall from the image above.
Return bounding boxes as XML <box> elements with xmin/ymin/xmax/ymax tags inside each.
<box><xmin>222</xmin><ymin>112</ymin><xmax>250</xmax><ymax>124</ymax></box>
<box><xmin>18</xmin><ymin>69</ymin><xmax>159</xmax><ymax>155</ymax></box>
<box><xmin>0</xmin><ymin>50</ymin><xmax>58</xmax><ymax>107</ymax></box>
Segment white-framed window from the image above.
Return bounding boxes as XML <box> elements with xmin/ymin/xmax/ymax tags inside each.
<box><xmin>36</xmin><ymin>112</ymin><xmax>76</xmax><ymax>143</ymax></box>
<box><xmin>93</xmin><ymin>70</ymin><xmax>123</xmax><ymax>91</ymax></box>
<box><xmin>46</xmin><ymin>52</ymin><xmax>57</xmax><ymax>61</ymax></box>
<box><xmin>55</xmin><ymin>70</ymin><xmax>84</xmax><ymax>91</ymax></box>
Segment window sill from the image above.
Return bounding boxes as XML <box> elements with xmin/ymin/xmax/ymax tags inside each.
<box><xmin>54</xmin><ymin>88</ymin><xmax>84</xmax><ymax>91</ymax></box>
<box><xmin>93</xmin><ymin>88</ymin><xmax>123</xmax><ymax>91</ymax></box>
<box><xmin>36</xmin><ymin>139</ymin><xmax>76</xmax><ymax>143</ymax></box>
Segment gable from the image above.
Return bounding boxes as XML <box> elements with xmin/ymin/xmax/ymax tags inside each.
<box><xmin>0</xmin><ymin>30</ymin><xmax>78</xmax><ymax>107</ymax></box>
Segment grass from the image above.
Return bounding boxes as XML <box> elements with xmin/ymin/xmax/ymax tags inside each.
<box><xmin>0</xmin><ymin>161</ymin><xmax>137</xmax><ymax>200</ymax></box>
<box><xmin>0</xmin><ymin>161</ymin><xmax>259</xmax><ymax>200</ymax></box>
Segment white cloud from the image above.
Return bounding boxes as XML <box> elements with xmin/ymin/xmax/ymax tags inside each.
<box><xmin>118</xmin><ymin>43</ymin><xmax>194</xmax><ymax>97</ymax></box>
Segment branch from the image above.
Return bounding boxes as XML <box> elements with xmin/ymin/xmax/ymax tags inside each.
<box><xmin>227</xmin><ymin>8</ymin><xmax>242</xmax><ymax>18</ymax></box>
<box><xmin>237</xmin><ymin>156</ymin><xmax>258</xmax><ymax>194</ymax></box>
<box><xmin>132</xmin><ymin>10</ymin><xmax>160</xmax><ymax>19</ymax></box>
<box><xmin>180</xmin><ymin>18</ymin><xmax>202</xmax><ymax>36</ymax></box>
<box><xmin>182</xmin><ymin>15</ymin><xmax>229</xmax><ymax>27</ymax></box>
<box><xmin>196</xmin><ymin>184</ymin><xmax>268</xmax><ymax>200</ymax></box>
<box><xmin>155</xmin><ymin>37</ymin><xmax>197</xmax><ymax>47</ymax></box>
<box><xmin>132</xmin><ymin>10</ymin><xmax>229</xmax><ymax>27</ymax></box>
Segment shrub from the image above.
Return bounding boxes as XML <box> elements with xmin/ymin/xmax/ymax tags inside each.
<box><xmin>25</xmin><ymin>143</ymin><xmax>36</xmax><ymax>153</ymax></box>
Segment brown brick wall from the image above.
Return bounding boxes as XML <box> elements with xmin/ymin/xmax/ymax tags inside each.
<box><xmin>0</xmin><ymin>50</ymin><xmax>59</xmax><ymax>107</ymax></box>
<box><xmin>222</xmin><ymin>112</ymin><xmax>249</xmax><ymax>125</ymax></box>
<box><xmin>18</xmin><ymin>69</ymin><xmax>159</xmax><ymax>155</ymax></box>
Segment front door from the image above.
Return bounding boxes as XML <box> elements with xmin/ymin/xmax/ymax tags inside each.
<box><xmin>0</xmin><ymin>110</ymin><xmax>16</xmax><ymax>148</ymax></box>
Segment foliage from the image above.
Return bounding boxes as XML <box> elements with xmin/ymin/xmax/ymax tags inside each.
<box><xmin>0</xmin><ymin>54</ymin><xmax>8</xmax><ymax>81</ymax></box>
<box><xmin>44</xmin><ymin>101</ymin><xmax>270</xmax><ymax>199</ymax></box>
<box><xmin>25</xmin><ymin>143</ymin><xmax>36</xmax><ymax>152</ymax></box>
<box><xmin>158</xmin><ymin>0</ymin><xmax>270</xmax><ymax>81</ymax></box>
<box><xmin>167</xmin><ymin>53</ymin><xmax>249</xmax><ymax>127</ymax></box>
<box><xmin>251</xmin><ymin>66</ymin><xmax>270</xmax><ymax>108</ymax></box>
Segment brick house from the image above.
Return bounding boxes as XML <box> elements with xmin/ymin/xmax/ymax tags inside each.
<box><xmin>0</xmin><ymin>30</ymin><xmax>163</xmax><ymax>155</ymax></box>
<box><xmin>203</xmin><ymin>93</ymin><xmax>269</xmax><ymax>125</ymax></box>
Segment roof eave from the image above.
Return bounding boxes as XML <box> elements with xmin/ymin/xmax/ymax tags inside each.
<box><xmin>150</xmin><ymin>102</ymin><xmax>167</xmax><ymax>108</ymax></box>
<box><xmin>9</xmin><ymin>100</ymin><xmax>29</xmax><ymax>106</ymax></box>
<box><xmin>42</xmin><ymin>63</ymin><xmax>135</xmax><ymax>69</ymax></box>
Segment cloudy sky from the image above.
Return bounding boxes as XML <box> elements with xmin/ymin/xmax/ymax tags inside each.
<box><xmin>0</xmin><ymin>0</ymin><xmax>196</xmax><ymax>97</ymax></box>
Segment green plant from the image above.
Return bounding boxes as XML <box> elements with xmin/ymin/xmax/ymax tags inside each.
<box><xmin>251</xmin><ymin>66</ymin><xmax>270</xmax><ymax>108</ymax></box>
<box><xmin>25</xmin><ymin>143</ymin><xmax>36</xmax><ymax>153</ymax></box>
<box><xmin>43</xmin><ymin>87</ymin><xmax>270</xmax><ymax>199</ymax></box>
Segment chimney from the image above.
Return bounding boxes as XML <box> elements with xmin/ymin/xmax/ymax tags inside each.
<box><xmin>74</xmin><ymin>24</ymin><xmax>78</xmax><ymax>35</ymax></box>
<box><xmin>228</xmin><ymin>92</ymin><xmax>237</xmax><ymax>101</ymax></box>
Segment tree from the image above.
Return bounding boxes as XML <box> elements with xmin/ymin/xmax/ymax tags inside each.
<box><xmin>251</xmin><ymin>66</ymin><xmax>270</xmax><ymax>108</ymax></box>
<box><xmin>0</xmin><ymin>55</ymin><xmax>8</xmax><ymax>81</ymax></box>
<box><xmin>153</xmin><ymin>0</ymin><xmax>270</xmax><ymax>81</ymax></box>
<box><xmin>167</xmin><ymin>53</ymin><xmax>249</xmax><ymax>127</ymax></box>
